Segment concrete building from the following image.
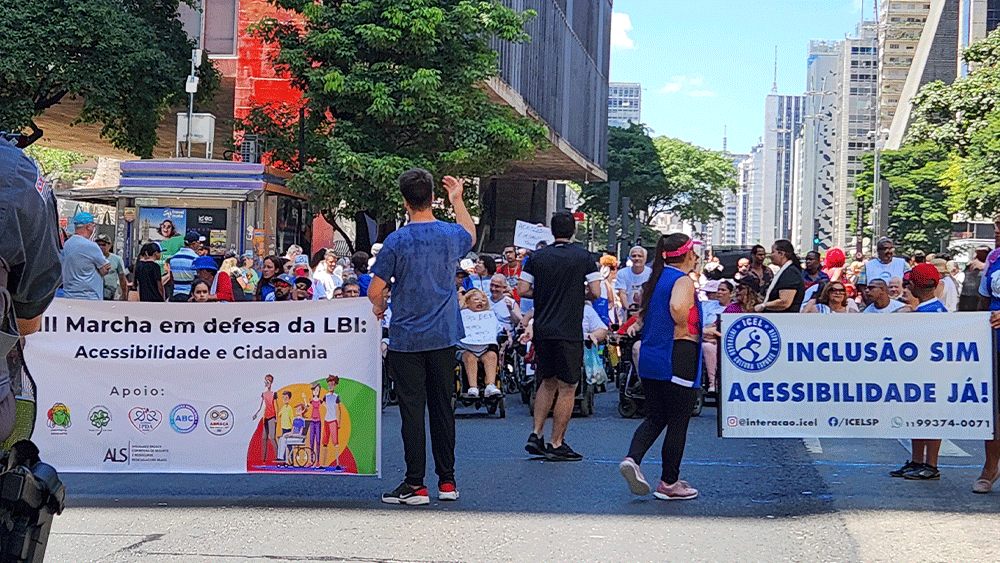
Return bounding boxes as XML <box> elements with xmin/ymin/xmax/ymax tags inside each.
<box><xmin>707</xmin><ymin>153</ymin><xmax>747</xmax><ymax>247</ymax></box>
<box><xmin>608</xmin><ymin>82</ymin><xmax>642</xmax><ymax>128</ymax></box>
<box><xmin>736</xmin><ymin>143</ymin><xmax>765</xmax><ymax>246</ymax></box>
<box><xmin>877</xmin><ymin>0</ymin><xmax>932</xmax><ymax>133</ymax></box>
<box><xmin>761</xmin><ymin>94</ymin><xmax>805</xmax><ymax>247</ymax></box>
<box><xmin>959</xmin><ymin>0</ymin><xmax>1000</xmax><ymax>75</ymax></box>
<box><xmin>834</xmin><ymin>22</ymin><xmax>879</xmax><ymax>250</ymax></box>
<box><xmin>791</xmin><ymin>40</ymin><xmax>841</xmax><ymax>253</ymax></box>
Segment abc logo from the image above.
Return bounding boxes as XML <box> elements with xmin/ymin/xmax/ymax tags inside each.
<box><xmin>169</xmin><ymin>404</ymin><xmax>199</xmax><ymax>434</ymax></box>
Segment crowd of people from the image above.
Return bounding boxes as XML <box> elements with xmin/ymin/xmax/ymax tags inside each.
<box><xmin>46</xmin><ymin>174</ymin><xmax>1000</xmax><ymax>504</ymax></box>
<box><xmin>56</xmin><ymin>214</ymin><xmax>383</xmax><ymax>304</ymax></box>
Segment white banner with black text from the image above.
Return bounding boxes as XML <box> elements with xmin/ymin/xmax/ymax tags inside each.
<box><xmin>24</xmin><ymin>298</ymin><xmax>381</xmax><ymax>474</ymax></box>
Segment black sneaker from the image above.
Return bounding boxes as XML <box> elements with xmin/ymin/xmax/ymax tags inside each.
<box><xmin>890</xmin><ymin>460</ymin><xmax>920</xmax><ymax>478</ymax></box>
<box><xmin>545</xmin><ymin>442</ymin><xmax>583</xmax><ymax>462</ymax></box>
<box><xmin>904</xmin><ymin>463</ymin><xmax>941</xmax><ymax>480</ymax></box>
<box><xmin>525</xmin><ymin>433</ymin><xmax>546</xmax><ymax>456</ymax></box>
<box><xmin>381</xmin><ymin>482</ymin><xmax>430</xmax><ymax>505</ymax></box>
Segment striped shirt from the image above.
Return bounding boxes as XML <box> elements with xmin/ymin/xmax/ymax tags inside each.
<box><xmin>168</xmin><ymin>248</ymin><xmax>198</xmax><ymax>295</ymax></box>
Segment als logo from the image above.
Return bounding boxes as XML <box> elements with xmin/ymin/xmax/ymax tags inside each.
<box><xmin>205</xmin><ymin>405</ymin><xmax>234</xmax><ymax>436</ymax></box>
<box><xmin>169</xmin><ymin>404</ymin><xmax>199</xmax><ymax>433</ymax></box>
<box><xmin>89</xmin><ymin>406</ymin><xmax>112</xmax><ymax>435</ymax></box>
<box><xmin>47</xmin><ymin>403</ymin><xmax>71</xmax><ymax>434</ymax></box>
<box><xmin>128</xmin><ymin>407</ymin><xmax>162</xmax><ymax>433</ymax></box>
<box><xmin>104</xmin><ymin>446</ymin><xmax>129</xmax><ymax>463</ymax></box>
<box><xmin>724</xmin><ymin>315</ymin><xmax>781</xmax><ymax>372</ymax></box>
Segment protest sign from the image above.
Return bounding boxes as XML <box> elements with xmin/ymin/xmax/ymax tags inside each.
<box><xmin>25</xmin><ymin>299</ymin><xmax>381</xmax><ymax>475</ymax></box>
<box><xmin>513</xmin><ymin>220</ymin><xmax>554</xmax><ymax>250</ymax></box>
<box><xmin>460</xmin><ymin>310</ymin><xmax>500</xmax><ymax>346</ymax></box>
<box><xmin>720</xmin><ymin>312</ymin><xmax>996</xmax><ymax>439</ymax></box>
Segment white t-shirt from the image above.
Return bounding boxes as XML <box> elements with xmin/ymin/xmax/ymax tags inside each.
<box><xmin>614</xmin><ymin>266</ymin><xmax>651</xmax><ymax>306</ymax></box>
<box><xmin>863</xmin><ymin>299</ymin><xmax>907</xmax><ymax>313</ymax></box>
<box><xmin>490</xmin><ymin>296</ymin><xmax>515</xmax><ymax>331</ymax></box>
<box><xmin>941</xmin><ymin>276</ymin><xmax>959</xmax><ymax>311</ymax></box>
<box><xmin>324</xmin><ymin>392</ymin><xmax>340</xmax><ymax>422</ymax></box>
<box><xmin>582</xmin><ymin>302</ymin><xmax>608</xmax><ymax>340</ymax></box>
<box><xmin>62</xmin><ymin>234</ymin><xmax>110</xmax><ymax>300</ymax></box>
<box><xmin>313</xmin><ymin>268</ymin><xmax>341</xmax><ymax>300</ymax></box>
<box><xmin>862</xmin><ymin>257</ymin><xmax>908</xmax><ymax>285</ymax></box>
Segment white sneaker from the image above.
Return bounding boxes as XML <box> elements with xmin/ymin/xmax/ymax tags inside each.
<box><xmin>484</xmin><ymin>384</ymin><xmax>502</xmax><ymax>397</ymax></box>
<box><xmin>466</xmin><ymin>387</ymin><xmax>479</xmax><ymax>397</ymax></box>
<box><xmin>619</xmin><ymin>457</ymin><xmax>651</xmax><ymax>496</ymax></box>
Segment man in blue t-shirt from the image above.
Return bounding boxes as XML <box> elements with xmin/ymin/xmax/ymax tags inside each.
<box><xmin>369</xmin><ymin>169</ymin><xmax>474</xmax><ymax>506</ymax></box>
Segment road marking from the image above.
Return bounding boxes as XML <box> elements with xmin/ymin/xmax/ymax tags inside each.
<box><xmin>896</xmin><ymin>438</ymin><xmax>970</xmax><ymax>457</ymax></box>
<box><xmin>803</xmin><ymin>438</ymin><xmax>823</xmax><ymax>455</ymax></box>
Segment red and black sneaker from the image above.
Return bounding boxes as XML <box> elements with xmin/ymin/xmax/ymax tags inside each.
<box><xmin>382</xmin><ymin>482</ymin><xmax>429</xmax><ymax>505</ymax></box>
<box><xmin>438</xmin><ymin>482</ymin><xmax>460</xmax><ymax>501</ymax></box>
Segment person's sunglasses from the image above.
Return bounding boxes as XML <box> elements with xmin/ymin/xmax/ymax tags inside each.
<box><xmin>830</xmin><ymin>287</ymin><xmax>845</xmax><ymax>293</ymax></box>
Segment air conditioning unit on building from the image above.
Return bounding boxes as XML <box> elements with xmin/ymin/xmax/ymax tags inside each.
<box><xmin>239</xmin><ymin>134</ymin><xmax>264</xmax><ymax>164</ymax></box>
<box><xmin>176</xmin><ymin>113</ymin><xmax>216</xmax><ymax>158</ymax></box>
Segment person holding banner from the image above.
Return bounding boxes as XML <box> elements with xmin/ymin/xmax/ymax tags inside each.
<box><xmin>976</xmin><ymin>252</ymin><xmax>1000</xmax><ymax>493</ymax></box>
<box><xmin>618</xmin><ymin>233</ymin><xmax>702</xmax><ymax>500</ymax></box>
<box><xmin>369</xmin><ymin>169</ymin><xmax>474</xmax><ymax>506</ymax></box>
<box><xmin>754</xmin><ymin>240</ymin><xmax>805</xmax><ymax>314</ymax></box>
<box><xmin>458</xmin><ymin>289</ymin><xmax>503</xmax><ymax>397</ymax></box>
<box><xmin>888</xmin><ymin>263</ymin><xmax>947</xmax><ymax>481</ymax></box>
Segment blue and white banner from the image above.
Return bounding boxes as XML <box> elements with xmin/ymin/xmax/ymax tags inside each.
<box><xmin>720</xmin><ymin>313</ymin><xmax>996</xmax><ymax>439</ymax></box>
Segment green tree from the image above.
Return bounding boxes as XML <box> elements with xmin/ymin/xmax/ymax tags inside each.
<box><xmin>24</xmin><ymin>146</ymin><xmax>91</xmax><ymax>186</ymax></box>
<box><xmin>856</xmin><ymin>144</ymin><xmax>952</xmax><ymax>255</ymax></box>
<box><xmin>579</xmin><ymin>124</ymin><xmax>736</xmax><ymax>244</ymax></box>
<box><xmin>239</xmin><ymin>0</ymin><xmax>548</xmax><ymax>240</ymax></box>
<box><xmin>940</xmin><ymin>109</ymin><xmax>1000</xmax><ymax>219</ymax></box>
<box><xmin>906</xmin><ymin>28</ymin><xmax>1000</xmax><ymax>155</ymax></box>
<box><xmin>0</xmin><ymin>0</ymin><xmax>219</xmax><ymax>156</ymax></box>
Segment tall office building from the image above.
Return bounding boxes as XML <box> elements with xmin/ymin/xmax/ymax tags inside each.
<box><xmin>761</xmin><ymin>94</ymin><xmax>805</xmax><ymax>247</ymax></box>
<box><xmin>834</xmin><ymin>22</ymin><xmax>879</xmax><ymax>249</ymax></box>
<box><xmin>608</xmin><ymin>83</ymin><xmax>642</xmax><ymax>128</ymax></box>
<box><xmin>791</xmin><ymin>40</ymin><xmax>841</xmax><ymax>253</ymax></box>
<box><xmin>877</xmin><ymin>0</ymin><xmax>932</xmax><ymax>133</ymax></box>
<box><xmin>708</xmin><ymin>153</ymin><xmax>748</xmax><ymax>246</ymax></box>
<box><xmin>959</xmin><ymin>0</ymin><xmax>1000</xmax><ymax>74</ymax></box>
<box><xmin>736</xmin><ymin>143</ymin><xmax>765</xmax><ymax>246</ymax></box>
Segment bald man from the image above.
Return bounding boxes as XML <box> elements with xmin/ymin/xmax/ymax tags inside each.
<box><xmin>489</xmin><ymin>273</ymin><xmax>521</xmax><ymax>332</ymax></box>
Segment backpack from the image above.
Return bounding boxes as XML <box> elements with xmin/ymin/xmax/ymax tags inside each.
<box><xmin>0</xmin><ymin>255</ymin><xmax>37</xmax><ymax>452</ymax></box>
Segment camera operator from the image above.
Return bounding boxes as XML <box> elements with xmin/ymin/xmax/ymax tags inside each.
<box><xmin>0</xmin><ymin>133</ymin><xmax>64</xmax><ymax>563</ymax></box>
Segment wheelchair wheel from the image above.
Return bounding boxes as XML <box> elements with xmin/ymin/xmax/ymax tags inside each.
<box><xmin>618</xmin><ymin>396</ymin><xmax>638</xmax><ymax>418</ymax></box>
<box><xmin>487</xmin><ymin>401</ymin><xmax>497</xmax><ymax>415</ymax></box>
<box><xmin>691</xmin><ymin>387</ymin><xmax>703</xmax><ymax>417</ymax></box>
<box><xmin>292</xmin><ymin>447</ymin><xmax>311</xmax><ymax>468</ymax></box>
<box><xmin>499</xmin><ymin>396</ymin><xmax>506</xmax><ymax>418</ymax></box>
<box><xmin>578</xmin><ymin>384</ymin><xmax>593</xmax><ymax>417</ymax></box>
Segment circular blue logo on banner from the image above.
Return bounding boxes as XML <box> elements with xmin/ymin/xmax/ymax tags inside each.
<box><xmin>169</xmin><ymin>404</ymin><xmax>199</xmax><ymax>434</ymax></box>
<box><xmin>725</xmin><ymin>315</ymin><xmax>781</xmax><ymax>372</ymax></box>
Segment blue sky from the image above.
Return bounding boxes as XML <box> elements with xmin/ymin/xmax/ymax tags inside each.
<box><xmin>610</xmin><ymin>0</ymin><xmax>871</xmax><ymax>155</ymax></box>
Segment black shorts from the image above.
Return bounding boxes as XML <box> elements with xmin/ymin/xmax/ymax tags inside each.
<box><xmin>534</xmin><ymin>339</ymin><xmax>583</xmax><ymax>385</ymax></box>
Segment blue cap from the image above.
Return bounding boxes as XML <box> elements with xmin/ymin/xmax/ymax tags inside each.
<box><xmin>185</xmin><ymin>231</ymin><xmax>205</xmax><ymax>244</ymax></box>
<box><xmin>192</xmin><ymin>255</ymin><xmax>218</xmax><ymax>271</ymax></box>
<box><xmin>275</xmin><ymin>273</ymin><xmax>296</xmax><ymax>286</ymax></box>
<box><xmin>73</xmin><ymin>212</ymin><xmax>95</xmax><ymax>227</ymax></box>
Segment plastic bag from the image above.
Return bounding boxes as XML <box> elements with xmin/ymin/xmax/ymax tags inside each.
<box><xmin>584</xmin><ymin>345</ymin><xmax>608</xmax><ymax>385</ymax></box>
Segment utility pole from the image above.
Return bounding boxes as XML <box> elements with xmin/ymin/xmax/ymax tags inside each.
<box><xmin>607</xmin><ymin>181</ymin><xmax>619</xmax><ymax>254</ymax></box>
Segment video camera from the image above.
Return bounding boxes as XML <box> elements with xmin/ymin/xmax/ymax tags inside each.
<box><xmin>0</xmin><ymin>440</ymin><xmax>65</xmax><ymax>563</ymax></box>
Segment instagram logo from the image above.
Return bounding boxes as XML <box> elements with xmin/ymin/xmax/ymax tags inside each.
<box><xmin>726</xmin><ymin>416</ymin><xmax>739</xmax><ymax>427</ymax></box>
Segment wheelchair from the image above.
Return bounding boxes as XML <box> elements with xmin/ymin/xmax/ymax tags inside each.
<box><xmin>526</xmin><ymin>342</ymin><xmax>596</xmax><ymax>418</ymax></box>
<box><xmin>453</xmin><ymin>337</ymin><xmax>508</xmax><ymax>418</ymax></box>
<box><xmin>501</xmin><ymin>328</ymin><xmax>531</xmax><ymax>404</ymax></box>
<box><xmin>609</xmin><ymin>332</ymin><xmax>706</xmax><ymax>419</ymax></box>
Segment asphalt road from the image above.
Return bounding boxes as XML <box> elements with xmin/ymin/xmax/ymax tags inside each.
<box><xmin>44</xmin><ymin>389</ymin><xmax>1000</xmax><ymax>563</ymax></box>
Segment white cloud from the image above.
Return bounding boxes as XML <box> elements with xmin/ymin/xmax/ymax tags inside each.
<box><xmin>611</xmin><ymin>12</ymin><xmax>635</xmax><ymax>49</ymax></box>
<box><xmin>657</xmin><ymin>82</ymin><xmax>683</xmax><ymax>93</ymax></box>
<box><xmin>688</xmin><ymin>90</ymin><xmax>717</xmax><ymax>98</ymax></box>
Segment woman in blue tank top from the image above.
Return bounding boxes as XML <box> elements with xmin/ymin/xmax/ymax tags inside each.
<box><xmin>618</xmin><ymin>233</ymin><xmax>703</xmax><ymax>501</ymax></box>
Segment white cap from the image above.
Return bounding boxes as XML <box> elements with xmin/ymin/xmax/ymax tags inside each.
<box><xmin>700</xmin><ymin>280</ymin><xmax>721</xmax><ymax>293</ymax></box>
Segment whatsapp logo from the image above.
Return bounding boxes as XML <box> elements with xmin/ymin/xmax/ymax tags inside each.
<box><xmin>89</xmin><ymin>406</ymin><xmax>112</xmax><ymax>435</ymax></box>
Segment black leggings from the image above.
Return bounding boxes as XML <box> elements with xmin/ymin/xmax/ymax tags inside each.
<box><xmin>626</xmin><ymin>339</ymin><xmax>699</xmax><ymax>484</ymax></box>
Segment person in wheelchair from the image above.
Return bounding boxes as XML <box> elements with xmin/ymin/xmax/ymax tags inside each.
<box><xmin>458</xmin><ymin>289</ymin><xmax>503</xmax><ymax>398</ymax></box>
<box><xmin>276</xmin><ymin>403</ymin><xmax>308</xmax><ymax>466</ymax></box>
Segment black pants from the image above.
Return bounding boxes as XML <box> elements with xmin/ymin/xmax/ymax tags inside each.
<box><xmin>626</xmin><ymin>340</ymin><xmax>699</xmax><ymax>484</ymax></box>
<box><xmin>387</xmin><ymin>347</ymin><xmax>456</xmax><ymax>487</ymax></box>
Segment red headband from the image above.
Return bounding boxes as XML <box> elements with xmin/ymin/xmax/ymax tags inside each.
<box><xmin>663</xmin><ymin>239</ymin><xmax>695</xmax><ymax>259</ymax></box>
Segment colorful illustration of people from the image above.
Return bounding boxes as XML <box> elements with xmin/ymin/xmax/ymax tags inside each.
<box><xmin>249</xmin><ymin>374</ymin><xmax>353</xmax><ymax>472</ymax></box>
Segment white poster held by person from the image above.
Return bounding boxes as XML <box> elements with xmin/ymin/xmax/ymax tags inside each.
<box><xmin>720</xmin><ymin>312</ymin><xmax>995</xmax><ymax>440</ymax></box>
<box><xmin>461</xmin><ymin>310</ymin><xmax>500</xmax><ymax>346</ymax></box>
<box><xmin>513</xmin><ymin>220</ymin><xmax>555</xmax><ymax>250</ymax></box>
<box><xmin>26</xmin><ymin>299</ymin><xmax>381</xmax><ymax>475</ymax></box>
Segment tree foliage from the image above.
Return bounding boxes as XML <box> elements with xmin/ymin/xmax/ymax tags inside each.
<box><xmin>940</xmin><ymin>110</ymin><xmax>1000</xmax><ymax>219</ymax></box>
<box><xmin>856</xmin><ymin>144</ymin><xmax>952</xmax><ymax>255</ymax></box>
<box><xmin>239</xmin><ymin>0</ymin><xmax>549</xmax><ymax>226</ymax></box>
<box><xmin>907</xmin><ymin>28</ymin><xmax>1000</xmax><ymax>155</ymax></box>
<box><xmin>24</xmin><ymin>145</ymin><xmax>90</xmax><ymax>185</ymax></box>
<box><xmin>579</xmin><ymin>124</ymin><xmax>736</xmax><ymax>237</ymax></box>
<box><xmin>0</xmin><ymin>0</ymin><xmax>219</xmax><ymax>156</ymax></box>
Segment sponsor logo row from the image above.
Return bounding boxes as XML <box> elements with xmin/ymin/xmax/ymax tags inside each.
<box><xmin>47</xmin><ymin>403</ymin><xmax>234</xmax><ymax>436</ymax></box>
